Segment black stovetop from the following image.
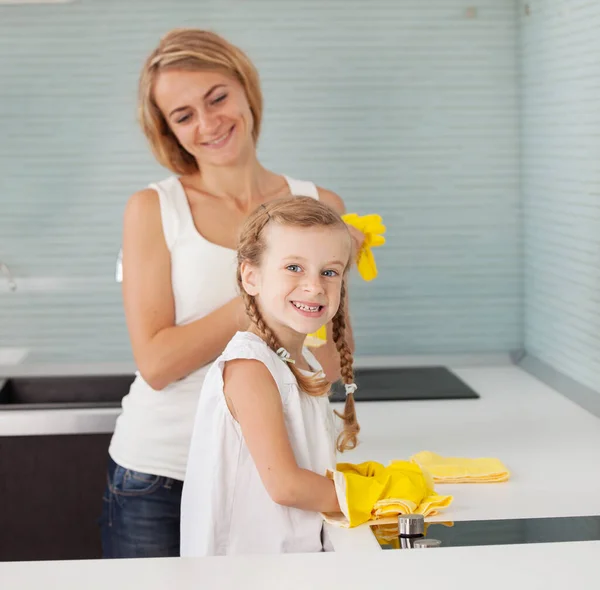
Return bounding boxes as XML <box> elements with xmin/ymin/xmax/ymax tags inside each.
<box><xmin>330</xmin><ymin>366</ymin><xmax>479</xmax><ymax>403</ymax></box>
<box><xmin>374</xmin><ymin>515</ymin><xmax>600</xmax><ymax>550</ymax></box>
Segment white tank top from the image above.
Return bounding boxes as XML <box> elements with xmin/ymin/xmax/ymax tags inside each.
<box><xmin>109</xmin><ymin>175</ymin><xmax>319</xmax><ymax>481</ymax></box>
<box><xmin>180</xmin><ymin>331</ymin><xmax>337</xmax><ymax>556</ymax></box>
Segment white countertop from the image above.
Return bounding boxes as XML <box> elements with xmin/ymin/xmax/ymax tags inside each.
<box><xmin>329</xmin><ymin>365</ymin><xmax>600</xmax><ymax>552</ymax></box>
<box><xmin>2</xmin><ymin>540</ymin><xmax>600</xmax><ymax>590</ymax></box>
<box><xmin>2</xmin><ymin>364</ymin><xmax>600</xmax><ymax>587</ymax></box>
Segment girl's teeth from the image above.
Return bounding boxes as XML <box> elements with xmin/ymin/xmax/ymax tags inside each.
<box><xmin>293</xmin><ymin>302</ymin><xmax>319</xmax><ymax>312</ymax></box>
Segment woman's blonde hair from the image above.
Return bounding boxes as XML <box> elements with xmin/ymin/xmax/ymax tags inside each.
<box><xmin>237</xmin><ymin>197</ymin><xmax>360</xmax><ymax>452</ymax></box>
<box><xmin>138</xmin><ymin>28</ymin><xmax>263</xmax><ymax>175</ymax></box>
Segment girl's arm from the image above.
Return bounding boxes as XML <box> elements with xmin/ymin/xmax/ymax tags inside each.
<box><xmin>122</xmin><ymin>189</ymin><xmax>249</xmax><ymax>391</ymax></box>
<box><xmin>223</xmin><ymin>358</ymin><xmax>340</xmax><ymax>512</ymax></box>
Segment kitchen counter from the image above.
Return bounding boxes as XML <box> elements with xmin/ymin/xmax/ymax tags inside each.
<box><xmin>3</xmin><ymin>364</ymin><xmax>600</xmax><ymax>525</ymax></box>
<box><xmin>328</xmin><ymin>364</ymin><xmax>600</xmax><ymax>552</ymax></box>
<box><xmin>2</xmin><ymin>364</ymin><xmax>600</xmax><ymax>586</ymax></box>
<box><xmin>2</xmin><ymin>540</ymin><xmax>599</xmax><ymax>590</ymax></box>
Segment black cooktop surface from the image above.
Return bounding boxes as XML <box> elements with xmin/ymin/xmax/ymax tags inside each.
<box><xmin>374</xmin><ymin>515</ymin><xmax>600</xmax><ymax>549</ymax></box>
<box><xmin>330</xmin><ymin>366</ymin><xmax>479</xmax><ymax>403</ymax></box>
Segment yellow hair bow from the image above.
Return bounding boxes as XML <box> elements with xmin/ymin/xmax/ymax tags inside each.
<box><xmin>342</xmin><ymin>213</ymin><xmax>386</xmax><ymax>282</ymax></box>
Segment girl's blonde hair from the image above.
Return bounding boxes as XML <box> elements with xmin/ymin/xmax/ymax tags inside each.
<box><xmin>237</xmin><ymin>197</ymin><xmax>360</xmax><ymax>452</ymax></box>
<box><xmin>138</xmin><ymin>28</ymin><xmax>263</xmax><ymax>175</ymax></box>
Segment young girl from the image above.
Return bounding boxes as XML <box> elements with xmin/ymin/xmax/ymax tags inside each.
<box><xmin>180</xmin><ymin>197</ymin><xmax>360</xmax><ymax>556</ymax></box>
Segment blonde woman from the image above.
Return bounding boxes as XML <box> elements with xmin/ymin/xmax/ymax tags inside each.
<box><xmin>100</xmin><ymin>29</ymin><xmax>360</xmax><ymax>558</ymax></box>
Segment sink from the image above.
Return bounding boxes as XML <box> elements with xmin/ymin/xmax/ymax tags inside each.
<box><xmin>0</xmin><ymin>374</ymin><xmax>135</xmax><ymax>410</ymax></box>
<box><xmin>0</xmin><ymin>367</ymin><xmax>479</xmax><ymax>410</ymax></box>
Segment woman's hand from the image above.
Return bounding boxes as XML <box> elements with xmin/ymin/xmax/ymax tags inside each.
<box><xmin>346</xmin><ymin>224</ymin><xmax>366</xmax><ymax>265</ymax></box>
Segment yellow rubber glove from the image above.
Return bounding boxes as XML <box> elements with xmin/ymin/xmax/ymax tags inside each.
<box><xmin>342</xmin><ymin>213</ymin><xmax>386</xmax><ymax>281</ymax></box>
<box><xmin>328</xmin><ymin>462</ymin><xmax>388</xmax><ymax>527</ymax></box>
<box><xmin>323</xmin><ymin>461</ymin><xmax>447</xmax><ymax>528</ymax></box>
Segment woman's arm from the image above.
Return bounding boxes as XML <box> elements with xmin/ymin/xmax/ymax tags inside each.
<box><xmin>224</xmin><ymin>359</ymin><xmax>340</xmax><ymax>512</ymax></box>
<box><xmin>122</xmin><ymin>189</ymin><xmax>249</xmax><ymax>391</ymax></box>
<box><xmin>310</xmin><ymin>187</ymin><xmax>358</xmax><ymax>381</ymax></box>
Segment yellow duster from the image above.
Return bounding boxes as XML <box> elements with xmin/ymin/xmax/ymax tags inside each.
<box><xmin>342</xmin><ymin>212</ymin><xmax>386</xmax><ymax>282</ymax></box>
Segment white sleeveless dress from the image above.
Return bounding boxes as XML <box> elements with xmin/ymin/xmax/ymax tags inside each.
<box><xmin>180</xmin><ymin>331</ymin><xmax>337</xmax><ymax>556</ymax></box>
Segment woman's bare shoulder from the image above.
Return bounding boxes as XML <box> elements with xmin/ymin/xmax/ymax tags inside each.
<box><xmin>316</xmin><ymin>186</ymin><xmax>346</xmax><ymax>215</ymax></box>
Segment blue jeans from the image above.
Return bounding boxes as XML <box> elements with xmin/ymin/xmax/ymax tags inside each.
<box><xmin>99</xmin><ymin>457</ymin><xmax>183</xmax><ymax>558</ymax></box>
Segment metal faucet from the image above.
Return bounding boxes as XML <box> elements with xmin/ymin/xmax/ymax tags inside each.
<box><xmin>0</xmin><ymin>261</ymin><xmax>17</xmax><ymax>292</ymax></box>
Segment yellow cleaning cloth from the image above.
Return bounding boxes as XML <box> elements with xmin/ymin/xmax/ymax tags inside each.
<box><xmin>373</xmin><ymin>493</ymin><xmax>453</xmax><ymax>520</ymax></box>
<box><xmin>409</xmin><ymin>451</ymin><xmax>510</xmax><ymax>484</ymax></box>
<box><xmin>342</xmin><ymin>213</ymin><xmax>386</xmax><ymax>282</ymax></box>
<box><xmin>322</xmin><ymin>460</ymin><xmax>453</xmax><ymax>528</ymax></box>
